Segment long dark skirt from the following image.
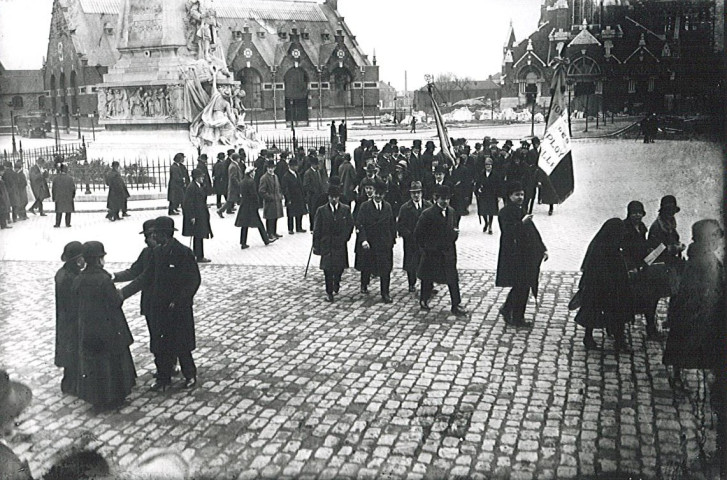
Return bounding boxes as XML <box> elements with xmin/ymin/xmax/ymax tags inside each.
<box><xmin>77</xmin><ymin>348</ymin><xmax>136</xmax><ymax>407</ymax></box>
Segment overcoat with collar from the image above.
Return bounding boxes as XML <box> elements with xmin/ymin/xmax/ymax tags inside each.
<box><xmin>51</xmin><ymin>173</ymin><xmax>76</xmax><ymax>212</ymax></box>
<box><xmin>182</xmin><ymin>180</ymin><xmax>213</xmax><ymax>239</ymax></box>
<box><xmin>313</xmin><ymin>202</ymin><xmax>354</xmax><ymax>271</ymax></box>
<box><xmin>235</xmin><ymin>175</ymin><xmax>265</xmax><ymax>229</ymax></box>
<box><xmin>398</xmin><ymin>198</ymin><xmax>432</xmax><ymax>273</ymax></box>
<box><xmin>414</xmin><ymin>204</ymin><xmax>460</xmax><ymax>284</ymax></box>
<box><xmin>281</xmin><ymin>170</ymin><xmax>307</xmax><ymax>218</ymax></box>
<box><xmin>167</xmin><ymin>161</ymin><xmax>189</xmax><ymax>205</ymax></box>
<box><xmin>258</xmin><ymin>171</ymin><xmax>284</xmax><ymax>220</ymax></box>
<box><xmin>354</xmin><ymin>199</ymin><xmax>396</xmax><ymax>275</ymax></box>
<box><xmin>496</xmin><ymin>202</ymin><xmax>546</xmax><ymax>296</ymax></box>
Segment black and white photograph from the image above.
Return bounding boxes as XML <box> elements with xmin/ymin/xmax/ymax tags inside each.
<box><xmin>0</xmin><ymin>0</ymin><xmax>725</xmax><ymax>478</ymax></box>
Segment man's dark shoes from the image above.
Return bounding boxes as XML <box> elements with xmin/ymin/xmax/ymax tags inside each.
<box><xmin>240</xmin><ymin>244</ymin><xmax>250</xmax><ymax>249</ymax></box>
<box><xmin>122</xmin><ymin>213</ymin><xmax>131</xmax><ymax>217</ymax></box>
<box><xmin>360</xmin><ymin>286</ymin><xmax>368</xmax><ymax>294</ymax></box>
<box><xmin>196</xmin><ymin>258</ymin><xmax>211</xmax><ymax>263</ymax></box>
<box><xmin>333</xmin><ymin>283</ymin><xmax>340</xmax><ymax>294</ymax></box>
<box><xmin>499</xmin><ymin>306</ymin><xmax>512</xmax><ymax>324</ymax></box>
<box><xmin>182</xmin><ymin>377</ymin><xmax>197</xmax><ymax>389</ymax></box>
<box><xmin>150</xmin><ymin>382</ymin><xmax>170</xmax><ymax>392</ymax></box>
<box><xmin>217</xmin><ymin>210</ymin><xmax>224</xmax><ymax>218</ymax></box>
<box><xmin>583</xmin><ymin>337</ymin><xmax>598</xmax><ymax>350</ymax></box>
<box><xmin>39</xmin><ymin>213</ymin><xmax>47</xmax><ymax>216</ymax></box>
<box><xmin>289</xmin><ymin>230</ymin><xmax>295</xmax><ymax>235</ymax></box>
<box><xmin>297</xmin><ymin>229</ymin><xmax>307</xmax><ymax>233</ymax></box>
<box><xmin>408</xmin><ymin>285</ymin><xmax>416</xmax><ymax>293</ymax></box>
<box><xmin>451</xmin><ymin>305</ymin><xmax>469</xmax><ymax>317</ymax></box>
<box><xmin>419</xmin><ymin>300</ymin><xmax>430</xmax><ymax>311</ymax></box>
<box><xmin>382</xmin><ymin>295</ymin><xmax>392</xmax><ymax>304</ymax></box>
<box><xmin>325</xmin><ymin>293</ymin><xmax>335</xmax><ymax>303</ymax></box>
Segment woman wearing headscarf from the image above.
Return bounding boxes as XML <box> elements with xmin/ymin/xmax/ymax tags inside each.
<box><xmin>73</xmin><ymin>241</ymin><xmax>136</xmax><ymax>409</ymax></box>
<box><xmin>474</xmin><ymin>157</ymin><xmax>500</xmax><ymax>234</ymax></box>
<box><xmin>663</xmin><ymin>219</ymin><xmax>724</xmax><ymax>390</ymax></box>
<box><xmin>55</xmin><ymin>241</ymin><xmax>86</xmax><ymax>395</ymax></box>
<box><xmin>574</xmin><ymin>218</ymin><xmax>634</xmax><ymax>352</ymax></box>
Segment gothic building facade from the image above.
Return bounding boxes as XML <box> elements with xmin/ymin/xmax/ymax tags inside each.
<box><xmin>501</xmin><ymin>0</ymin><xmax>724</xmax><ymax>116</ymax></box>
<box><xmin>43</xmin><ymin>0</ymin><xmax>379</xmax><ymax>128</ymax></box>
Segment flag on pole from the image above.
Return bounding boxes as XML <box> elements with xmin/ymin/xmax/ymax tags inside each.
<box><xmin>538</xmin><ymin>59</ymin><xmax>574</xmax><ymax>203</ymax></box>
<box><xmin>427</xmin><ymin>83</ymin><xmax>456</xmax><ymax>164</ymax></box>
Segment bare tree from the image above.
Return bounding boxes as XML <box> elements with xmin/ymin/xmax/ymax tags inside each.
<box><xmin>433</xmin><ymin>72</ymin><xmax>455</xmax><ymax>105</ymax></box>
<box><xmin>452</xmin><ymin>75</ymin><xmax>474</xmax><ymax>103</ymax></box>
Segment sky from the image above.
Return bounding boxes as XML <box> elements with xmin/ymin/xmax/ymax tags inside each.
<box><xmin>0</xmin><ymin>0</ymin><xmax>542</xmax><ymax>91</ymax></box>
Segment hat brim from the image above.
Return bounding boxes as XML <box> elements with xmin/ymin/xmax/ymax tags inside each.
<box><xmin>0</xmin><ymin>380</ymin><xmax>32</xmax><ymax>423</ymax></box>
<box><xmin>61</xmin><ymin>252</ymin><xmax>83</xmax><ymax>262</ymax></box>
<box><xmin>409</xmin><ymin>188</ymin><xmax>422</xmax><ymax>192</ymax></box>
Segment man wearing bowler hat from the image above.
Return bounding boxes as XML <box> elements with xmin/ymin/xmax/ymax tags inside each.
<box><xmin>313</xmin><ymin>183</ymin><xmax>354</xmax><ymax>302</ymax></box>
<box><xmin>121</xmin><ymin>217</ymin><xmax>200</xmax><ymax>391</ymax></box>
<box><xmin>355</xmin><ymin>180</ymin><xmax>397</xmax><ymax>303</ymax></box>
<box><xmin>183</xmin><ymin>168</ymin><xmax>213</xmax><ymax>263</ymax></box>
<box><xmin>415</xmin><ymin>185</ymin><xmax>468</xmax><ymax>316</ymax></box>
<box><xmin>168</xmin><ymin>153</ymin><xmax>189</xmax><ymax>215</ymax></box>
<box><xmin>397</xmin><ymin>181</ymin><xmax>433</xmax><ymax>292</ymax></box>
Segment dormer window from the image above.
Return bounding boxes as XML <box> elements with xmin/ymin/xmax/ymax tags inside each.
<box><xmin>103</xmin><ymin>22</ymin><xmax>113</xmax><ymax>35</ymax></box>
<box><xmin>232</xmin><ymin>31</ymin><xmax>243</xmax><ymax>40</ymax></box>
<box><xmin>257</xmin><ymin>31</ymin><xmax>266</xmax><ymax>38</ymax></box>
<box><xmin>291</xmin><ymin>28</ymin><xmax>298</xmax><ymax>35</ymax></box>
<box><xmin>278</xmin><ymin>31</ymin><xmax>288</xmax><ymax>40</ymax></box>
<box><xmin>336</xmin><ymin>29</ymin><xmax>343</xmax><ymax>36</ymax></box>
<box><xmin>244</xmin><ymin>26</ymin><xmax>250</xmax><ymax>33</ymax></box>
<box><xmin>302</xmin><ymin>32</ymin><xmax>310</xmax><ymax>40</ymax></box>
<box><xmin>321</xmin><ymin>33</ymin><xmax>330</xmax><ymax>42</ymax></box>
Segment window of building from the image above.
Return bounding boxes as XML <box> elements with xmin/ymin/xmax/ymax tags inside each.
<box><xmin>302</xmin><ymin>32</ymin><xmax>310</xmax><ymax>40</ymax></box>
<box><xmin>628</xmin><ymin>79</ymin><xmax>636</xmax><ymax>94</ymax></box>
<box><xmin>595</xmin><ymin>81</ymin><xmax>603</xmax><ymax>94</ymax></box>
<box><xmin>648</xmin><ymin>78</ymin><xmax>655</xmax><ymax>92</ymax></box>
<box><xmin>257</xmin><ymin>31</ymin><xmax>266</xmax><ymax>39</ymax></box>
<box><xmin>12</xmin><ymin>96</ymin><xmax>24</xmax><ymax>109</ymax></box>
<box><xmin>232</xmin><ymin>31</ymin><xmax>243</xmax><ymax>40</ymax></box>
<box><xmin>38</xmin><ymin>95</ymin><xmax>45</xmax><ymax>109</ymax></box>
<box><xmin>278</xmin><ymin>31</ymin><xmax>288</xmax><ymax>40</ymax></box>
<box><xmin>320</xmin><ymin>82</ymin><xmax>330</xmax><ymax>90</ymax></box>
<box><xmin>364</xmin><ymin>82</ymin><xmax>377</xmax><ymax>88</ymax></box>
<box><xmin>321</xmin><ymin>33</ymin><xmax>330</xmax><ymax>42</ymax></box>
<box><xmin>103</xmin><ymin>22</ymin><xmax>113</xmax><ymax>35</ymax></box>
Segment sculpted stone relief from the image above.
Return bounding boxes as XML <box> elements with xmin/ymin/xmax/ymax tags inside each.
<box><xmin>98</xmin><ymin>86</ymin><xmax>182</xmax><ymax>120</ymax></box>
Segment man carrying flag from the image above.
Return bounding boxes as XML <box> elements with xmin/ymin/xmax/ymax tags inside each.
<box><xmin>537</xmin><ymin>57</ymin><xmax>575</xmax><ymax>207</ymax></box>
<box><xmin>426</xmin><ymin>80</ymin><xmax>457</xmax><ymax>166</ymax></box>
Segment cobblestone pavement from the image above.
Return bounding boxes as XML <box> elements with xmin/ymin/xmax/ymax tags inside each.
<box><xmin>0</xmin><ymin>261</ymin><xmax>720</xmax><ymax>479</ymax></box>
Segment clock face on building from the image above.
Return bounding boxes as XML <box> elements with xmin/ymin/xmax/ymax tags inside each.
<box><xmin>292</xmin><ymin>49</ymin><xmax>301</xmax><ymax>59</ymax></box>
<box><xmin>243</xmin><ymin>48</ymin><xmax>253</xmax><ymax>58</ymax></box>
<box><xmin>337</xmin><ymin>50</ymin><xmax>345</xmax><ymax>59</ymax></box>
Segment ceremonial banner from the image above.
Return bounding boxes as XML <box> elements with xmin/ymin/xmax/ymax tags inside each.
<box><xmin>538</xmin><ymin>61</ymin><xmax>574</xmax><ymax>203</ymax></box>
<box><xmin>427</xmin><ymin>83</ymin><xmax>456</xmax><ymax>164</ymax></box>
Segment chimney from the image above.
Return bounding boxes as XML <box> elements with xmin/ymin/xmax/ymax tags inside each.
<box><xmin>325</xmin><ymin>0</ymin><xmax>339</xmax><ymax>11</ymax></box>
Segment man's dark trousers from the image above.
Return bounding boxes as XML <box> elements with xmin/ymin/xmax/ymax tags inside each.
<box><xmin>421</xmin><ymin>280</ymin><xmax>461</xmax><ymax>306</ymax></box>
<box><xmin>324</xmin><ymin>269</ymin><xmax>343</xmax><ymax>294</ymax></box>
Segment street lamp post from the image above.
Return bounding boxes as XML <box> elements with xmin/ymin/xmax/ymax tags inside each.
<box><xmin>10</xmin><ymin>110</ymin><xmax>17</xmax><ymax>155</ymax></box>
<box><xmin>75</xmin><ymin>109</ymin><xmax>81</xmax><ymax>139</ymax></box>
<box><xmin>91</xmin><ymin>111</ymin><xmax>96</xmax><ymax>141</ymax></box>
<box><xmin>53</xmin><ymin>113</ymin><xmax>60</xmax><ymax>151</ymax></box>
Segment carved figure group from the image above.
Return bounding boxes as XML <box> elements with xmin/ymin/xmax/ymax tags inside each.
<box><xmin>98</xmin><ymin>87</ymin><xmax>176</xmax><ymax>119</ymax></box>
<box><xmin>186</xmin><ymin>0</ymin><xmax>220</xmax><ymax>62</ymax></box>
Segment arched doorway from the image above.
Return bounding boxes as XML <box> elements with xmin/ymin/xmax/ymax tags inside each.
<box><xmin>568</xmin><ymin>56</ymin><xmax>602</xmax><ymax>116</ymax></box>
<box><xmin>236</xmin><ymin>68</ymin><xmax>263</xmax><ymax>109</ymax></box>
<box><xmin>284</xmin><ymin>67</ymin><xmax>309</xmax><ymax>125</ymax></box>
<box><xmin>331</xmin><ymin>67</ymin><xmax>353</xmax><ymax>107</ymax></box>
<box><xmin>59</xmin><ymin>72</ymin><xmax>70</xmax><ymax>131</ymax></box>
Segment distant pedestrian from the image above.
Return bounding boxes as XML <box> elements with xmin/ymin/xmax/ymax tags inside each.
<box><xmin>106</xmin><ymin>161</ymin><xmax>129</xmax><ymax>222</ymax></box>
<box><xmin>74</xmin><ymin>241</ymin><xmax>136</xmax><ymax>409</ymax></box>
<box><xmin>121</xmin><ymin>217</ymin><xmax>200</xmax><ymax>391</ymax></box>
<box><xmin>0</xmin><ymin>165</ymin><xmax>11</xmax><ymax>229</ymax></box>
<box><xmin>338</xmin><ymin>120</ymin><xmax>347</xmax><ymax>144</ymax></box>
<box><xmin>196</xmin><ymin>153</ymin><xmax>213</xmax><ymax>196</ymax></box>
<box><xmin>397</xmin><ymin>181</ymin><xmax>432</xmax><ymax>292</ymax></box>
<box><xmin>28</xmin><ymin>157</ymin><xmax>50</xmax><ymax>216</ymax></box>
<box><xmin>338</xmin><ymin>153</ymin><xmax>357</xmax><ymax>206</ymax></box>
<box><xmin>574</xmin><ymin>218</ymin><xmax>633</xmax><ymax>352</ymax></box>
<box><xmin>496</xmin><ymin>181</ymin><xmax>548</xmax><ymax>328</ymax></box>
<box><xmin>258</xmin><ymin>159</ymin><xmax>284</xmax><ymax>239</ymax></box>
<box><xmin>52</xmin><ymin>164</ymin><xmax>75</xmax><ymax>228</ymax></box>
<box><xmin>216</xmin><ymin>153</ymin><xmax>243</xmax><ymax>218</ymax></box>
<box><xmin>663</xmin><ymin>219</ymin><xmax>724</xmax><ymax>390</ymax></box>
<box><xmin>183</xmin><ymin>169</ymin><xmax>213</xmax><ymax>263</ymax></box>
<box><xmin>330</xmin><ymin>120</ymin><xmax>337</xmax><ymax>145</ymax></box>
<box><xmin>475</xmin><ymin>157</ymin><xmax>500</xmax><ymax>234</ymax></box>
<box><xmin>281</xmin><ymin>158</ymin><xmax>307</xmax><ymax>234</ymax></box>
<box><xmin>414</xmin><ymin>185</ymin><xmax>468</xmax><ymax>316</ymax></box>
<box><xmin>55</xmin><ymin>241</ymin><xmax>85</xmax><ymax>395</ymax></box>
<box><xmin>12</xmin><ymin>162</ymin><xmax>28</xmax><ymax>221</ymax></box>
<box><xmin>167</xmin><ymin>153</ymin><xmax>189</xmax><ymax>215</ymax></box>
<box><xmin>313</xmin><ymin>183</ymin><xmax>354</xmax><ymax>302</ymax></box>
<box><xmin>236</xmin><ymin>166</ymin><xmax>275</xmax><ymax>248</ymax></box>
<box><xmin>2</xmin><ymin>161</ymin><xmax>19</xmax><ymax>223</ymax></box>
<box><xmin>212</xmin><ymin>152</ymin><xmax>228</xmax><ymax>209</ymax></box>
<box><xmin>410</xmin><ymin>116</ymin><xmax>417</xmax><ymax>133</ymax></box>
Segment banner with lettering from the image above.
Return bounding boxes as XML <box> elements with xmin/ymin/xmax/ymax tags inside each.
<box><xmin>538</xmin><ymin>60</ymin><xmax>574</xmax><ymax>203</ymax></box>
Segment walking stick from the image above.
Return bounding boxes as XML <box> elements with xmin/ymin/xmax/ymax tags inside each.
<box><xmin>304</xmin><ymin>243</ymin><xmax>314</xmax><ymax>278</ymax></box>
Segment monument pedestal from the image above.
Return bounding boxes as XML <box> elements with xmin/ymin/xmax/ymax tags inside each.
<box><xmin>86</xmin><ymin>129</ymin><xmax>198</xmax><ymax>161</ymax></box>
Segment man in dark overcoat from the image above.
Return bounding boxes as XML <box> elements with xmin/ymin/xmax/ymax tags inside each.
<box><xmin>106</xmin><ymin>161</ymin><xmax>130</xmax><ymax>221</ymax></box>
<box><xmin>408</xmin><ymin>140</ymin><xmax>425</xmax><ymax>182</ymax></box>
<box><xmin>258</xmin><ymin>159</ymin><xmax>285</xmax><ymax>239</ymax></box>
<box><xmin>28</xmin><ymin>157</ymin><xmax>50</xmax><ymax>216</ymax></box>
<box><xmin>338</xmin><ymin>153</ymin><xmax>357</xmax><ymax>206</ymax></box>
<box><xmin>235</xmin><ymin>166</ymin><xmax>275</xmax><ymax>248</ymax></box>
<box><xmin>281</xmin><ymin>158</ymin><xmax>307</xmax><ymax>234</ymax></box>
<box><xmin>0</xmin><ymin>165</ymin><xmax>10</xmax><ymax>229</ymax></box>
<box><xmin>313</xmin><ymin>183</ymin><xmax>354</xmax><ymax>302</ymax></box>
<box><xmin>195</xmin><ymin>154</ymin><xmax>213</xmax><ymax>196</ymax></box>
<box><xmin>2</xmin><ymin>161</ymin><xmax>19</xmax><ymax>223</ymax></box>
<box><xmin>112</xmin><ymin>220</ymin><xmax>165</xmax><ymax>376</ymax></box>
<box><xmin>353</xmin><ymin>139</ymin><xmax>367</xmax><ymax>180</ymax></box>
<box><xmin>397</xmin><ymin>181</ymin><xmax>432</xmax><ymax>293</ymax></box>
<box><xmin>414</xmin><ymin>185</ymin><xmax>468</xmax><ymax>316</ymax></box>
<box><xmin>217</xmin><ymin>153</ymin><xmax>243</xmax><ymax>218</ymax></box>
<box><xmin>55</xmin><ymin>241</ymin><xmax>85</xmax><ymax>394</ymax></box>
<box><xmin>52</xmin><ymin>164</ymin><xmax>76</xmax><ymax>228</ymax></box>
<box><xmin>167</xmin><ymin>153</ymin><xmax>189</xmax><ymax>215</ymax></box>
<box><xmin>212</xmin><ymin>152</ymin><xmax>228</xmax><ymax>209</ymax></box>
<box><xmin>12</xmin><ymin>162</ymin><xmax>28</xmax><ymax>221</ymax></box>
<box><xmin>338</xmin><ymin>120</ymin><xmax>347</xmax><ymax>144</ymax></box>
<box><xmin>121</xmin><ymin>216</ymin><xmax>201</xmax><ymax>391</ymax></box>
<box><xmin>330</xmin><ymin>120</ymin><xmax>337</xmax><ymax>145</ymax></box>
<box><xmin>496</xmin><ymin>181</ymin><xmax>548</xmax><ymax>327</ymax></box>
<box><xmin>303</xmin><ymin>156</ymin><xmax>327</xmax><ymax>225</ymax></box>
<box><xmin>355</xmin><ymin>181</ymin><xmax>396</xmax><ymax>303</ymax></box>
<box><xmin>183</xmin><ymin>168</ymin><xmax>213</xmax><ymax>263</ymax></box>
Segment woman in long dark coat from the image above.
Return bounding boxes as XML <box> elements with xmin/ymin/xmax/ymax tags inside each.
<box><xmin>74</xmin><ymin>241</ymin><xmax>136</xmax><ymax>409</ymax></box>
<box><xmin>496</xmin><ymin>181</ymin><xmax>547</xmax><ymax>327</ymax></box>
<box><xmin>663</xmin><ymin>219</ymin><xmax>724</xmax><ymax>390</ymax></box>
<box><xmin>55</xmin><ymin>241</ymin><xmax>85</xmax><ymax>395</ymax></box>
<box><xmin>574</xmin><ymin>218</ymin><xmax>634</xmax><ymax>352</ymax></box>
<box><xmin>474</xmin><ymin>157</ymin><xmax>499</xmax><ymax>234</ymax></box>
<box><xmin>235</xmin><ymin>168</ymin><xmax>273</xmax><ymax>247</ymax></box>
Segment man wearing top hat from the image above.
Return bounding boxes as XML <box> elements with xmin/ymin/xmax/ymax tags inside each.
<box><xmin>55</xmin><ymin>241</ymin><xmax>86</xmax><ymax>395</ymax></box>
<box><xmin>259</xmin><ymin>159</ymin><xmax>285</xmax><ymax>239</ymax></box>
<box><xmin>397</xmin><ymin>181</ymin><xmax>433</xmax><ymax>292</ymax></box>
<box><xmin>183</xmin><ymin>168</ymin><xmax>213</xmax><ymax>263</ymax></box>
<box><xmin>414</xmin><ymin>185</ymin><xmax>468</xmax><ymax>316</ymax></box>
<box><xmin>282</xmin><ymin>158</ymin><xmax>308</xmax><ymax>235</ymax></box>
<box><xmin>168</xmin><ymin>153</ymin><xmax>189</xmax><ymax>215</ymax></box>
<box><xmin>408</xmin><ymin>140</ymin><xmax>425</xmax><ymax>182</ymax></box>
<box><xmin>355</xmin><ymin>180</ymin><xmax>397</xmax><ymax>303</ymax></box>
<box><xmin>313</xmin><ymin>183</ymin><xmax>354</xmax><ymax>302</ymax></box>
<box><xmin>121</xmin><ymin>216</ymin><xmax>201</xmax><ymax>391</ymax></box>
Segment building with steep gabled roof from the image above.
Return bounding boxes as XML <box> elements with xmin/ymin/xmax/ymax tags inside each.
<box><xmin>43</xmin><ymin>0</ymin><xmax>379</xmax><ymax>129</ymax></box>
<box><xmin>501</xmin><ymin>0</ymin><xmax>724</xmax><ymax>116</ymax></box>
